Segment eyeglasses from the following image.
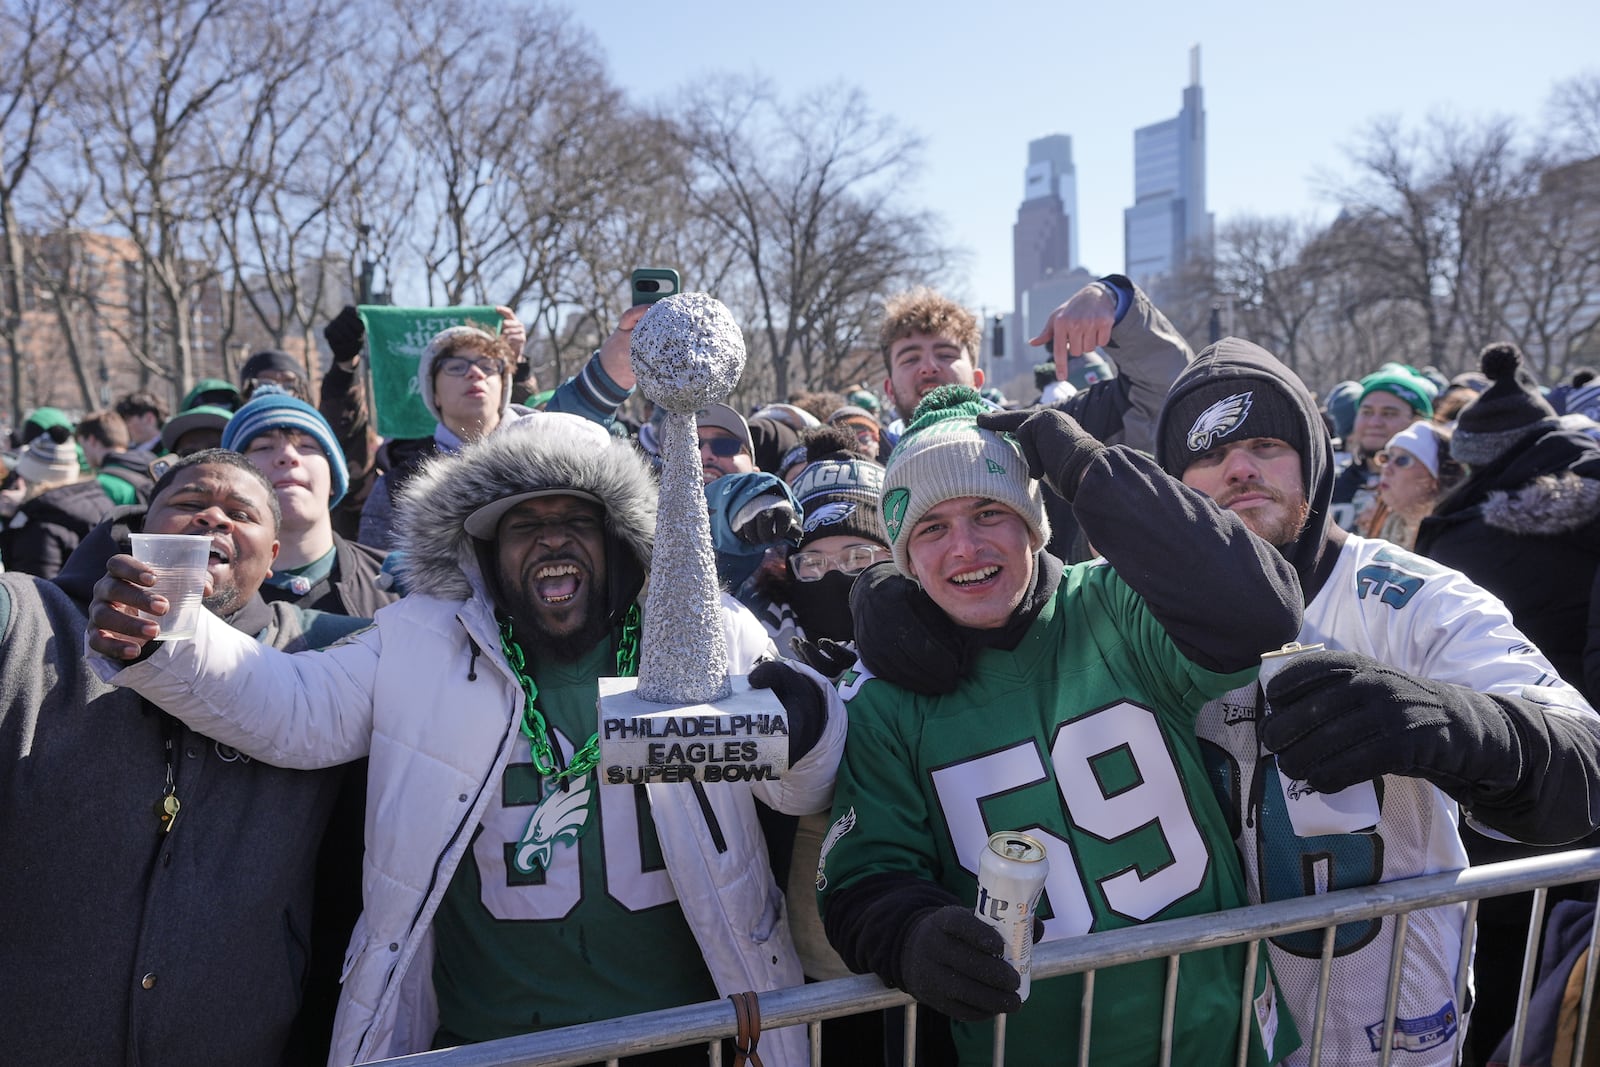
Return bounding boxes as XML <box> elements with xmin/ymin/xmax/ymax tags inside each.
<box><xmin>788</xmin><ymin>544</ymin><xmax>890</xmax><ymax>581</ymax></box>
<box><xmin>1375</xmin><ymin>450</ymin><xmax>1418</xmax><ymax>470</ymax></box>
<box><xmin>436</xmin><ymin>355</ymin><xmax>506</xmax><ymax>378</ymax></box>
<box><xmin>698</xmin><ymin>436</ymin><xmax>746</xmax><ymax>458</ymax></box>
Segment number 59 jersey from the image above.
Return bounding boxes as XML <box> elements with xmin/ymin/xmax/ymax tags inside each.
<box><xmin>822</xmin><ymin>565</ymin><xmax>1296</xmax><ymax>1067</ymax></box>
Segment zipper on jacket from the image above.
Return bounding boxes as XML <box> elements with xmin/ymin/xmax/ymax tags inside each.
<box><xmin>690</xmin><ymin>779</ymin><xmax>728</xmax><ymax>853</ymax></box>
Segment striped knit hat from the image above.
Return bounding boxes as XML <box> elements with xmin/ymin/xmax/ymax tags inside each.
<box><xmin>14</xmin><ymin>425</ymin><xmax>80</xmax><ymax>486</ymax></box>
<box><xmin>222</xmin><ymin>388</ymin><xmax>349</xmax><ymax>505</ymax></box>
<box><xmin>880</xmin><ymin>384</ymin><xmax>1048</xmax><ymax>576</ymax></box>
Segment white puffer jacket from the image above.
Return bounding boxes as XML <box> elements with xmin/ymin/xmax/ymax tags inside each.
<box><xmin>100</xmin><ymin>420</ymin><xmax>845</xmax><ymax>1066</ymax></box>
<box><xmin>106</xmin><ymin>586</ymin><xmax>842</xmax><ymax>1066</ymax></box>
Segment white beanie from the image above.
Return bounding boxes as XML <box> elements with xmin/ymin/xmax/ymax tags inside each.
<box><xmin>881</xmin><ymin>385</ymin><xmax>1049</xmax><ymax>576</ymax></box>
<box><xmin>14</xmin><ymin>427</ymin><xmax>80</xmax><ymax>486</ymax></box>
<box><xmin>1385</xmin><ymin>421</ymin><xmax>1442</xmax><ymax>480</ymax></box>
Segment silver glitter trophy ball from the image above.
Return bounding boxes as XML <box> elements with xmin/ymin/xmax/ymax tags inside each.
<box><xmin>630</xmin><ymin>293</ymin><xmax>747</xmax><ymax>703</ymax></box>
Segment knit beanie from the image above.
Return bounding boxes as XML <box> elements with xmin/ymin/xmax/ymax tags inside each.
<box><xmin>416</xmin><ymin>325</ymin><xmax>513</xmax><ymax>427</ymax></box>
<box><xmin>792</xmin><ymin>454</ymin><xmax>887</xmax><ymax>550</ymax></box>
<box><xmin>14</xmin><ymin>425</ymin><xmax>80</xmax><ymax>486</ymax></box>
<box><xmin>222</xmin><ymin>389</ymin><xmax>349</xmax><ymax>506</ymax></box>
<box><xmin>880</xmin><ymin>384</ymin><xmax>1049</xmax><ymax>576</ymax></box>
<box><xmin>1384</xmin><ymin>421</ymin><xmax>1442</xmax><ymax>480</ymax></box>
<box><xmin>1358</xmin><ymin>367</ymin><xmax>1435</xmax><ymax>419</ymax></box>
<box><xmin>1323</xmin><ymin>380</ymin><xmax>1362</xmax><ymax>440</ymax></box>
<box><xmin>1451</xmin><ymin>343</ymin><xmax>1558</xmax><ymax>466</ymax></box>
<box><xmin>1160</xmin><ymin>375</ymin><xmax>1310</xmax><ymax>477</ymax></box>
<box><xmin>239</xmin><ymin>349</ymin><xmax>303</xmax><ymax>385</ymax></box>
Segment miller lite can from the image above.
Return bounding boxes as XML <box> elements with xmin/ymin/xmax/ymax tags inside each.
<box><xmin>975</xmin><ymin>831</ymin><xmax>1049</xmax><ymax>1001</ymax></box>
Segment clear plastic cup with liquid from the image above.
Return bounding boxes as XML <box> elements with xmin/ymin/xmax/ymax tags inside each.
<box><xmin>130</xmin><ymin>533</ymin><xmax>210</xmax><ymax>640</ymax></box>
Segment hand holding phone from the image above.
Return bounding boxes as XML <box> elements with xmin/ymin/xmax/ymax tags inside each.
<box><xmin>631</xmin><ymin>268</ymin><xmax>681</xmax><ymax>306</ymax></box>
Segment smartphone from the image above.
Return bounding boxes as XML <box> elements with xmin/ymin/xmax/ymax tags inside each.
<box><xmin>631</xmin><ymin>267</ymin><xmax>681</xmax><ymax>306</ymax></box>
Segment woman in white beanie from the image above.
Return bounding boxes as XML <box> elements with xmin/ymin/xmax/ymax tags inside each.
<box><xmin>0</xmin><ymin>425</ymin><xmax>113</xmax><ymax>578</ymax></box>
<box><xmin>1364</xmin><ymin>420</ymin><xmax>1466</xmax><ymax>550</ymax></box>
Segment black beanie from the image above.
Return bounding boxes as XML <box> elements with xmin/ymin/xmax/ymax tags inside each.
<box><xmin>239</xmin><ymin>348</ymin><xmax>303</xmax><ymax>384</ymax></box>
<box><xmin>1160</xmin><ymin>375</ymin><xmax>1309</xmax><ymax>476</ymax></box>
<box><xmin>1451</xmin><ymin>343</ymin><xmax>1557</xmax><ymax>466</ymax></box>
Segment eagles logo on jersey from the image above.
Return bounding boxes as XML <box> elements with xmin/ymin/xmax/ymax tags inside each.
<box><xmin>1187</xmin><ymin>392</ymin><xmax>1254</xmax><ymax>452</ymax></box>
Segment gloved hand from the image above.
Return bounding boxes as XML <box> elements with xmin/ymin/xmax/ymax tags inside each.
<box><xmin>898</xmin><ymin>905</ymin><xmax>1021</xmax><ymax>1021</ymax></box>
<box><xmin>731</xmin><ymin>495</ymin><xmax>802</xmax><ymax>546</ymax></box>
<box><xmin>323</xmin><ymin>305</ymin><xmax>366</xmax><ymax>362</ymax></box>
<box><xmin>789</xmin><ymin>636</ymin><xmax>858</xmax><ymax>679</ymax></box>
<box><xmin>1263</xmin><ymin>649</ymin><xmax>1522</xmax><ymax>798</ymax></box>
<box><xmin>749</xmin><ymin>659</ymin><xmax>826</xmax><ymax>762</ymax></box>
<box><xmin>849</xmin><ymin>561</ymin><xmax>968</xmax><ymax>696</ymax></box>
<box><xmin>976</xmin><ymin>408</ymin><xmax>1106</xmax><ymax>502</ymax></box>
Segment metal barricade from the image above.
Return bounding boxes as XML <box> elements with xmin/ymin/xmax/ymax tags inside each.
<box><xmin>376</xmin><ymin>849</ymin><xmax>1600</xmax><ymax>1067</ymax></box>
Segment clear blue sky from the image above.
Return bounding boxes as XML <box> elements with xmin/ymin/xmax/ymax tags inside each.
<box><xmin>571</xmin><ymin>1</ymin><xmax>1599</xmax><ymax>316</ymax></box>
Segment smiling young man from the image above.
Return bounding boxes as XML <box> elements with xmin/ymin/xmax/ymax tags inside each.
<box><xmin>87</xmin><ymin>414</ymin><xmax>844</xmax><ymax>1067</ymax></box>
<box><xmin>1329</xmin><ymin>367</ymin><xmax>1434</xmax><ymax>531</ymax></box>
<box><xmin>878</xmin><ymin>288</ymin><xmax>986</xmax><ymax>432</ymax></box>
<box><xmin>1</xmin><ymin>450</ymin><xmax>368</xmax><ymax>1066</ymax></box>
<box><xmin>223</xmin><ymin>391</ymin><xmax>393</xmax><ymax>619</ymax></box>
<box><xmin>818</xmin><ymin>385</ymin><xmax>1304</xmax><ymax>1066</ymax></box>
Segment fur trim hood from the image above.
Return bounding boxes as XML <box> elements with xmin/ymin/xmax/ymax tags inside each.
<box><xmin>1481</xmin><ymin>470</ymin><xmax>1600</xmax><ymax>536</ymax></box>
<box><xmin>394</xmin><ymin>414</ymin><xmax>657</xmax><ymax>602</ymax></box>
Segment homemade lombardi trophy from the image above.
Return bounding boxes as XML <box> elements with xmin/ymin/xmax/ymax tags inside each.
<box><xmin>597</xmin><ymin>293</ymin><xmax>790</xmax><ymax>785</ymax></box>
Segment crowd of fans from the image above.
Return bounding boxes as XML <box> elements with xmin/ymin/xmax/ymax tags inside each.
<box><xmin>2</xmin><ymin>276</ymin><xmax>1599</xmax><ymax>1067</ymax></box>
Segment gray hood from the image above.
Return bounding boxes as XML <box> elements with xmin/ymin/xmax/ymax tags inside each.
<box><xmin>394</xmin><ymin>414</ymin><xmax>657</xmax><ymax>603</ymax></box>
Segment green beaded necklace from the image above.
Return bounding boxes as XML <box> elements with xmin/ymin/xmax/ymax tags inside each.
<box><xmin>498</xmin><ymin>603</ymin><xmax>641</xmax><ymax>781</ymax></box>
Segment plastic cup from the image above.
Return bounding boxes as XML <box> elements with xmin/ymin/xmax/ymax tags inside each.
<box><xmin>130</xmin><ymin>533</ymin><xmax>211</xmax><ymax>640</ymax></box>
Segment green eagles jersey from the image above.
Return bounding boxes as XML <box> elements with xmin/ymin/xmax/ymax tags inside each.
<box><xmin>819</xmin><ymin>562</ymin><xmax>1298</xmax><ymax>1066</ymax></box>
<box><xmin>432</xmin><ymin>639</ymin><xmax>716</xmax><ymax>1044</ymax></box>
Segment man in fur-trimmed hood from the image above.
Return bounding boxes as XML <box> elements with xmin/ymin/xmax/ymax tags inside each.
<box><xmin>87</xmin><ymin>413</ymin><xmax>844</xmax><ymax>1067</ymax></box>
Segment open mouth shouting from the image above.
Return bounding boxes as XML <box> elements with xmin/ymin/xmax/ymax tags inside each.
<box><xmin>533</xmin><ymin>561</ymin><xmax>583</xmax><ymax>604</ymax></box>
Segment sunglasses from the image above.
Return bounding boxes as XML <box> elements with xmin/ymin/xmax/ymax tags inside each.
<box><xmin>436</xmin><ymin>355</ymin><xmax>506</xmax><ymax>378</ymax></box>
<box><xmin>789</xmin><ymin>544</ymin><xmax>890</xmax><ymax>581</ymax></box>
<box><xmin>698</xmin><ymin>436</ymin><xmax>746</xmax><ymax>458</ymax></box>
<box><xmin>1376</xmin><ymin>450</ymin><xmax>1418</xmax><ymax>470</ymax></box>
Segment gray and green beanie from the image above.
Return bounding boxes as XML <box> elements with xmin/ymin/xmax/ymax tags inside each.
<box><xmin>880</xmin><ymin>384</ymin><xmax>1049</xmax><ymax>576</ymax></box>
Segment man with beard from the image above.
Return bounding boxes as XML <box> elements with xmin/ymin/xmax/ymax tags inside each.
<box><xmin>0</xmin><ymin>450</ymin><xmax>368</xmax><ymax>1066</ymax></box>
<box><xmin>853</xmin><ymin>333</ymin><xmax>1600</xmax><ymax>1065</ymax></box>
<box><xmin>86</xmin><ymin>414</ymin><xmax>845</xmax><ymax>1067</ymax></box>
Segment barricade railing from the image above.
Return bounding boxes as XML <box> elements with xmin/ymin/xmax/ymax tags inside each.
<box><xmin>376</xmin><ymin>848</ymin><xmax>1600</xmax><ymax>1067</ymax></box>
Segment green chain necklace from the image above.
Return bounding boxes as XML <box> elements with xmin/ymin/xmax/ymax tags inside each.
<box><xmin>498</xmin><ymin>603</ymin><xmax>641</xmax><ymax>781</ymax></box>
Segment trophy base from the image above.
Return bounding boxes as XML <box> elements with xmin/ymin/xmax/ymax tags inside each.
<box><xmin>597</xmin><ymin>674</ymin><xmax>790</xmax><ymax>785</ymax></box>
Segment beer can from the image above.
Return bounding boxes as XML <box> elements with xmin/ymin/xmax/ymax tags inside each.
<box><xmin>975</xmin><ymin>830</ymin><xmax>1049</xmax><ymax>1002</ymax></box>
<box><xmin>1259</xmin><ymin>642</ymin><xmax>1380</xmax><ymax>836</ymax></box>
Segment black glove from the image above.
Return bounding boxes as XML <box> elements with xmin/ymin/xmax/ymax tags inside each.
<box><xmin>733</xmin><ymin>499</ymin><xmax>801</xmax><ymax>546</ymax></box>
<box><xmin>898</xmin><ymin>905</ymin><xmax>1021</xmax><ymax>1021</ymax></box>
<box><xmin>323</xmin><ymin>305</ymin><xmax>366</xmax><ymax>362</ymax></box>
<box><xmin>1263</xmin><ymin>649</ymin><xmax>1523</xmax><ymax>799</ymax></box>
<box><xmin>789</xmin><ymin>636</ymin><xmax>858</xmax><ymax>679</ymax></box>
<box><xmin>976</xmin><ymin>408</ymin><xmax>1106</xmax><ymax>503</ymax></box>
<box><xmin>749</xmin><ymin>659</ymin><xmax>826</xmax><ymax>763</ymax></box>
<box><xmin>849</xmin><ymin>561</ymin><xmax>968</xmax><ymax>696</ymax></box>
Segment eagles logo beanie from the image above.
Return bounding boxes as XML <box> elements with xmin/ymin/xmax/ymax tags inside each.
<box><xmin>1162</xmin><ymin>377</ymin><xmax>1308</xmax><ymax>476</ymax></box>
<box><xmin>1451</xmin><ymin>342</ymin><xmax>1557</xmax><ymax>466</ymax></box>
<box><xmin>880</xmin><ymin>384</ymin><xmax>1049</xmax><ymax>576</ymax></box>
<box><xmin>792</xmin><ymin>455</ymin><xmax>887</xmax><ymax>551</ymax></box>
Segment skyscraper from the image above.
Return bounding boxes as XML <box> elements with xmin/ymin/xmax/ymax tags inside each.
<box><xmin>1011</xmin><ymin>135</ymin><xmax>1088</xmax><ymax>363</ymax></box>
<box><xmin>1124</xmin><ymin>46</ymin><xmax>1212</xmax><ymax>287</ymax></box>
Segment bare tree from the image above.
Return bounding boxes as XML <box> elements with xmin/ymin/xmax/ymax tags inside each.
<box><xmin>1212</xmin><ymin>215</ymin><xmax>1329</xmax><ymax>375</ymax></box>
<box><xmin>1545</xmin><ymin>69</ymin><xmax>1600</xmax><ymax>163</ymax></box>
<box><xmin>675</xmin><ymin>76</ymin><xmax>954</xmax><ymax>399</ymax></box>
<box><xmin>0</xmin><ymin>0</ymin><xmax>100</xmax><ymax>422</ymax></box>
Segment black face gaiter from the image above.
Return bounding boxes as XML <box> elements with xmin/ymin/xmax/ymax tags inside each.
<box><xmin>786</xmin><ymin>570</ymin><xmax>858</xmax><ymax>643</ymax></box>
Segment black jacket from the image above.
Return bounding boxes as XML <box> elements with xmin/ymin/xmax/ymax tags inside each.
<box><xmin>260</xmin><ymin>532</ymin><xmax>396</xmax><ymax>620</ymax></box>
<box><xmin>1</xmin><ymin>478</ymin><xmax>114</xmax><ymax>579</ymax></box>
<box><xmin>1416</xmin><ymin>426</ymin><xmax>1600</xmax><ymax>702</ymax></box>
